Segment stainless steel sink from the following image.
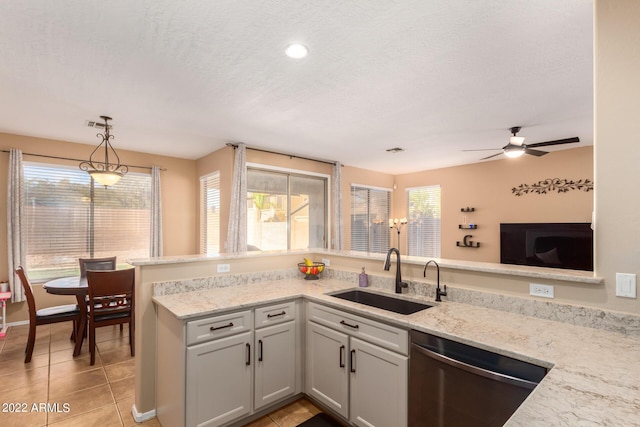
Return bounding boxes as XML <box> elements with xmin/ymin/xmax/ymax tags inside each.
<box><xmin>330</xmin><ymin>289</ymin><xmax>433</xmax><ymax>315</ymax></box>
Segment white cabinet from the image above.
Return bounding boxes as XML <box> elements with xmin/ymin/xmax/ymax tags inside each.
<box><xmin>349</xmin><ymin>337</ymin><xmax>408</xmax><ymax>427</ymax></box>
<box><xmin>305</xmin><ymin>302</ymin><xmax>408</xmax><ymax>427</ymax></box>
<box><xmin>306</xmin><ymin>321</ymin><xmax>349</xmax><ymax>418</ymax></box>
<box><xmin>254</xmin><ymin>320</ymin><xmax>297</xmax><ymax>410</ymax></box>
<box><xmin>157</xmin><ymin>300</ymin><xmax>300</xmax><ymax>427</ymax></box>
<box><xmin>186</xmin><ymin>331</ymin><xmax>252</xmax><ymax>427</ymax></box>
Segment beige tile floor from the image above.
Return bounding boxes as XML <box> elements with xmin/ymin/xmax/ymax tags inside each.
<box><xmin>0</xmin><ymin>322</ymin><xmax>323</xmax><ymax>427</ymax></box>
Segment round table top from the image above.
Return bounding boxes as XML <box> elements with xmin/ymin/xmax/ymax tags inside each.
<box><xmin>43</xmin><ymin>276</ymin><xmax>88</xmax><ymax>295</ymax></box>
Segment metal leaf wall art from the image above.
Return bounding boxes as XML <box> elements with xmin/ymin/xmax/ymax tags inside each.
<box><xmin>512</xmin><ymin>178</ymin><xmax>594</xmax><ymax>196</ymax></box>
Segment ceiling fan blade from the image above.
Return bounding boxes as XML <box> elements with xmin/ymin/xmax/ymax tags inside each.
<box><xmin>525</xmin><ymin>148</ymin><xmax>548</xmax><ymax>157</ymax></box>
<box><xmin>526</xmin><ymin>137</ymin><xmax>580</xmax><ymax>148</ymax></box>
<box><xmin>481</xmin><ymin>152</ymin><xmax>504</xmax><ymax>160</ymax></box>
<box><xmin>462</xmin><ymin>148</ymin><xmax>502</xmax><ymax>152</ymax></box>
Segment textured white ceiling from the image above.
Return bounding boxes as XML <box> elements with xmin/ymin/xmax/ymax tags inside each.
<box><xmin>0</xmin><ymin>1</ymin><xmax>593</xmax><ymax>174</ymax></box>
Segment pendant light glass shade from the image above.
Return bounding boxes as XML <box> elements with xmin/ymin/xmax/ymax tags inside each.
<box><xmin>79</xmin><ymin>116</ymin><xmax>128</xmax><ymax>187</ymax></box>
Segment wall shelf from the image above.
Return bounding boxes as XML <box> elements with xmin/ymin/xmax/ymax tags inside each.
<box><xmin>458</xmin><ymin>207</ymin><xmax>480</xmax><ymax>248</ymax></box>
<box><xmin>456</xmin><ymin>235</ymin><xmax>480</xmax><ymax>248</ymax></box>
<box><xmin>458</xmin><ymin>224</ymin><xmax>478</xmax><ymax>229</ymax></box>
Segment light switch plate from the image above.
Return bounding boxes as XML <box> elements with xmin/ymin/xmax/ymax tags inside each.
<box><xmin>217</xmin><ymin>263</ymin><xmax>230</xmax><ymax>273</ymax></box>
<box><xmin>616</xmin><ymin>273</ymin><xmax>637</xmax><ymax>298</ymax></box>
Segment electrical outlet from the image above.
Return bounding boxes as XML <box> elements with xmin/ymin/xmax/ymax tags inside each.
<box><xmin>530</xmin><ymin>283</ymin><xmax>554</xmax><ymax>298</ymax></box>
<box><xmin>616</xmin><ymin>273</ymin><xmax>637</xmax><ymax>298</ymax></box>
<box><xmin>321</xmin><ymin>258</ymin><xmax>331</xmax><ymax>266</ymax></box>
<box><xmin>217</xmin><ymin>263</ymin><xmax>230</xmax><ymax>273</ymax></box>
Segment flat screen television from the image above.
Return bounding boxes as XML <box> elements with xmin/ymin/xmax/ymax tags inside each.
<box><xmin>500</xmin><ymin>223</ymin><xmax>593</xmax><ymax>271</ymax></box>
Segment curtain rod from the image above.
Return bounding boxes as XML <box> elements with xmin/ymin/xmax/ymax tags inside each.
<box><xmin>226</xmin><ymin>143</ymin><xmax>340</xmax><ymax>167</ymax></box>
<box><xmin>0</xmin><ymin>149</ymin><xmax>166</xmax><ymax>171</ymax></box>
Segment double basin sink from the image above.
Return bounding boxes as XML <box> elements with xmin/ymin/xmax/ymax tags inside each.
<box><xmin>330</xmin><ymin>289</ymin><xmax>433</xmax><ymax>315</ymax></box>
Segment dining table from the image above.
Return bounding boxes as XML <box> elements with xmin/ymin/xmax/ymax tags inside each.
<box><xmin>43</xmin><ymin>276</ymin><xmax>88</xmax><ymax>357</ymax></box>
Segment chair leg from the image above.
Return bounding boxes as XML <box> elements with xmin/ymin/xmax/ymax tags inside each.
<box><xmin>129</xmin><ymin>320</ymin><xmax>134</xmax><ymax>357</ymax></box>
<box><xmin>25</xmin><ymin>322</ymin><xmax>37</xmax><ymax>363</ymax></box>
<box><xmin>120</xmin><ymin>324</ymin><xmax>123</xmax><ymax>332</ymax></box>
<box><xmin>89</xmin><ymin>321</ymin><xmax>96</xmax><ymax>366</ymax></box>
<box><xmin>70</xmin><ymin>320</ymin><xmax>77</xmax><ymax>342</ymax></box>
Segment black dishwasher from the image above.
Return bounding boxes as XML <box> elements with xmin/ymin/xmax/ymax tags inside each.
<box><xmin>409</xmin><ymin>330</ymin><xmax>547</xmax><ymax>427</ymax></box>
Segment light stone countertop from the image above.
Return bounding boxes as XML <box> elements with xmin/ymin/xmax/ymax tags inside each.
<box><xmin>152</xmin><ymin>278</ymin><xmax>640</xmax><ymax>426</ymax></box>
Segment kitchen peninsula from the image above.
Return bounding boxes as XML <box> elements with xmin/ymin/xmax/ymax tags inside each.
<box><xmin>130</xmin><ymin>251</ymin><xmax>640</xmax><ymax>426</ymax></box>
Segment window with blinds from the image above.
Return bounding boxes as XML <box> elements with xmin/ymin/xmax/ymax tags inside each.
<box><xmin>200</xmin><ymin>172</ymin><xmax>221</xmax><ymax>254</ymax></box>
<box><xmin>407</xmin><ymin>185</ymin><xmax>441</xmax><ymax>258</ymax></box>
<box><xmin>350</xmin><ymin>185</ymin><xmax>391</xmax><ymax>253</ymax></box>
<box><xmin>23</xmin><ymin>163</ymin><xmax>151</xmax><ymax>280</ymax></box>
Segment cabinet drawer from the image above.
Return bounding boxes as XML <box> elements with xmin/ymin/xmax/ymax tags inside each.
<box><xmin>255</xmin><ymin>301</ymin><xmax>296</xmax><ymax>328</ymax></box>
<box><xmin>187</xmin><ymin>310</ymin><xmax>252</xmax><ymax>346</ymax></box>
<box><xmin>307</xmin><ymin>302</ymin><xmax>408</xmax><ymax>355</ymax></box>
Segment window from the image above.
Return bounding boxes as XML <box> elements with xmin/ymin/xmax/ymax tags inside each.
<box><xmin>407</xmin><ymin>185</ymin><xmax>441</xmax><ymax>257</ymax></box>
<box><xmin>200</xmin><ymin>172</ymin><xmax>221</xmax><ymax>254</ymax></box>
<box><xmin>23</xmin><ymin>163</ymin><xmax>151</xmax><ymax>280</ymax></box>
<box><xmin>350</xmin><ymin>185</ymin><xmax>391</xmax><ymax>253</ymax></box>
<box><xmin>247</xmin><ymin>168</ymin><xmax>327</xmax><ymax>251</ymax></box>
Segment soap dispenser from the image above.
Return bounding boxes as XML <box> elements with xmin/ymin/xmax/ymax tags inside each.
<box><xmin>359</xmin><ymin>267</ymin><xmax>368</xmax><ymax>287</ymax></box>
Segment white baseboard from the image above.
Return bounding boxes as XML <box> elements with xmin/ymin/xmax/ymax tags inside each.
<box><xmin>131</xmin><ymin>404</ymin><xmax>157</xmax><ymax>423</ymax></box>
<box><xmin>7</xmin><ymin>320</ymin><xmax>29</xmax><ymax>327</ymax></box>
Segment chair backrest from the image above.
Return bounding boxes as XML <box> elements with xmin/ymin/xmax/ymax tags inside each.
<box><xmin>15</xmin><ymin>266</ymin><xmax>37</xmax><ymax>322</ymax></box>
<box><xmin>86</xmin><ymin>268</ymin><xmax>135</xmax><ymax>319</ymax></box>
<box><xmin>79</xmin><ymin>256</ymin><xmax>117</xmax><ymax>278</ymax></box>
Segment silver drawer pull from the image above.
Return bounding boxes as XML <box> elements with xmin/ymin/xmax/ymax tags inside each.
<box><xmin>210</xmin><ymin>322</ymin><xmax>234</xmax><ymax>331</ymax></box>
<box><xmin>267</xmin><ymin>311</ymin><xmax>286</xmax><ymax>318</ymax></box>
<box><xmin>340</xmin><ymin>320</ymin><xmax>359</xmax><ymax>329</ymax></box>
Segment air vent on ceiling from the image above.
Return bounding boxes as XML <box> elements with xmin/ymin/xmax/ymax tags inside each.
<box><xmin>386</xmin><ymin>147</ymin><xmax>405</xmax><ymax>153</ymax></box>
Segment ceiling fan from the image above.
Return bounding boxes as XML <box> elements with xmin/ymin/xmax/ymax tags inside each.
<box><xmin>464</xmin><ymin>127</ymin><xmax>580</xmax><ymax>160</ymax></box>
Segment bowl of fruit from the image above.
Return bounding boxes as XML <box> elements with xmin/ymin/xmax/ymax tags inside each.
<box><xmin>298</xmin><ymin>259</ymin><xmax>325</xmax><ymax>280</ymax></box>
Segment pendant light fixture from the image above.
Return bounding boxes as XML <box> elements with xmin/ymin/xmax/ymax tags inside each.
<box><xmin>79</xmin><ymin>116</ymin><xmax>128</xmax><ymax>187</ymax></box>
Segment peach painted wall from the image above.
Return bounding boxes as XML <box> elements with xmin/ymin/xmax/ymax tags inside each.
<box><xmin>0</xmin><ymin>132</ymin><xmax>198</xmax><ymax>322</ymax></box>
<box><xmin>394</xmin><ymin>146</ymin><xmax>594</xmax><ymax>261</ymax></box>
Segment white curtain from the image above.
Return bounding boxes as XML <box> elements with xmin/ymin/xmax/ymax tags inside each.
<box><xmin>227</xmin><ymin>143</ymin><xmax>247</xmax><ymax>253</ymax></box>
<box><xmin>150</xmin><ymin>166</ymin><xmax>163</xmax><ymax>257</ymax></box>
<box><xmin>332</xmin><ymin>161</ymin><xmax>344</xmax><ymax>250</ymax></box>
<box><xmin>7</xmin><ymin>149</ymin><xmax>26</xmax><ymax>302</ymax></box>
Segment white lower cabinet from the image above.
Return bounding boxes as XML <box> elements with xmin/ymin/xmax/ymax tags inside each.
<box><xmin>254</xmin><ymin>320</ymin><xmax>297</xmax><ymax>410</ymax></box>
<box><xmin>186</xmin><ymin>331</ymin><xmax>252</xmax><ymax>427</ymax></box>
<box><xmin>305</xmin><ymin>302</ymin><xmax>408</xmax><ymax>427</ymax></box>
<box><xmin>306</xmin><ymin>321</ymin><xmax>349</xmax><ymax>418</ymax></box>
<box><xmin>157</xmin><ymin>300</ymin><xmax>300</xmax><ymax>427</ymax></box>
<box><xmin>349</xmin><ymin>337</ymin><xmax>408</xmax><ymax>427</ymax></box>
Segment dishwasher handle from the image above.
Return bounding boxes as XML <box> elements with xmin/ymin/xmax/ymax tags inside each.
<box><xmin>411</xmin><ymin>343</ymin><xmax>538</xmax><ymax>390</ymax></box>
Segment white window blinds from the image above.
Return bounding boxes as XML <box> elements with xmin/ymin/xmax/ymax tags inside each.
<box><xmin>407</xmin><ymin>185</ymin><xmax>441</xmax><ymax>258</ymax></box>
<box><xmin>23</xmin><ymin>163</ymin><xmax>151</xmax><ymax>280</ymax></box>
<box><xmin>350</xmin><ymin>185</ymin><xmax>391</xmax><ymax>253</ymax></box>
<box><xmin>200</xmin><ymin>172</ymin><xmax>221</xmax><ymax>254</ymax></box>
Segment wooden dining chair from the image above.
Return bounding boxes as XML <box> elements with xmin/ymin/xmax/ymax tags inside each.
<box><xmin>79</xmin><ymin>256</ymin><xmax>117</xmax><ymax>277</ymax></box>
<box><xmin>15</xmin><ymin>266</ymin><xmax>81</xmax><ymax>363</ymax></box>
<box><xmin>86</xmin><ymin>268</ymin><xmax>135</xmax><ymax>365</ymax></box>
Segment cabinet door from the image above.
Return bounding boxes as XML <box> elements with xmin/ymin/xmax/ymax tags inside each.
<box><xmin>349</xmin><ymin>337</ymin><xmax>408</xmax><ymax>427</ymax></box>
<box><xmin>186</xmin><ymin>331</ymin><xmax>252</xmax><ymax>427</ymax></box>
<box><xmin>254</xmin><ymin>321</ymin><xmax>296</xmax><ymax>410</ymax></box>
<box><xmin>306</xmin><ymin>321</ymin><xmax>349</xmax><ymax>419</ymax></box>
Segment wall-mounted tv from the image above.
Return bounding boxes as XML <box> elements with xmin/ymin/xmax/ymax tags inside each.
<box><xmin>500</xmin><ymin>223</ymin><xmax>593</xmax><ymax>271</ymax></box>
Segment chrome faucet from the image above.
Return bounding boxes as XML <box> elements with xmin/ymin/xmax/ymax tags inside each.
<box><xmin>384</xmin><ymin>248</ymin><xmax>408</xmax><ymax>293</ymax></box>
<box><xmin>423</xmin><ymin>260</ymin><xmax>447</xmax><ymax>302</ymax></box>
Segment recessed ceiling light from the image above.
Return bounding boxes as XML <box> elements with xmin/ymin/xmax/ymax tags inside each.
<box><xmin>285</xmin><ymin>43</ymin><xmax>308</xmax><ymax>59</ymax></box>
